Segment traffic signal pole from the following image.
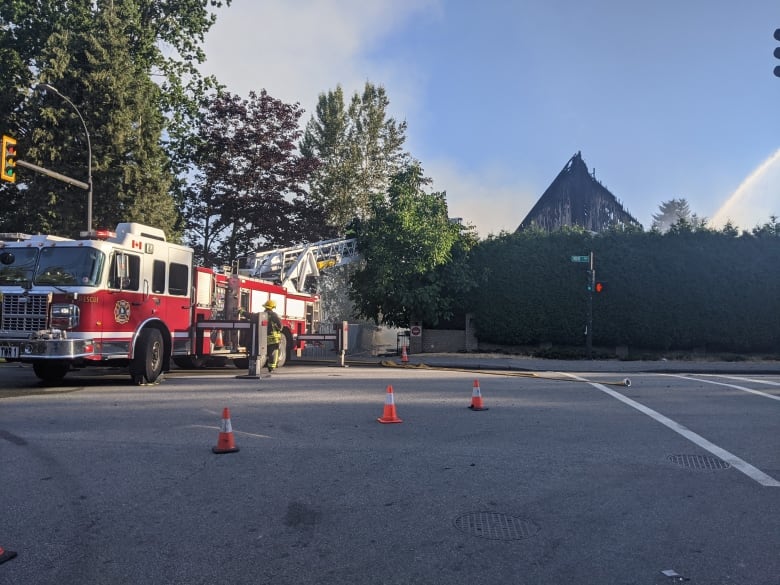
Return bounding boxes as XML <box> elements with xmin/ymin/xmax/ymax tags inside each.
<box><xmin>587</xmin><ymin>251</ymin><xmax>594</xmax><ymax>359</ymax></box>
<box><xmin>2</xmin><ymin>134</ymin><xmax>90</xmax><ymax>191</ymax></box>
<box><xmin>15</xmin><ymin>159</ymin><xmax>89</xmax><ymax>190</ymax></box>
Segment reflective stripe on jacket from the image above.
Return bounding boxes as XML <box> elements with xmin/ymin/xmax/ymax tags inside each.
<box><xmin>267</xmin><ymin>310</ymin><xmax>282</xmax><ymax>344</ymax></box>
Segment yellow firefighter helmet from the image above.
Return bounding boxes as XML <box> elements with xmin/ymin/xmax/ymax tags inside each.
<box><xmin>263</xmin><ymin>299</ymin><xmax>276</xmax><ymax>310</ymax></box>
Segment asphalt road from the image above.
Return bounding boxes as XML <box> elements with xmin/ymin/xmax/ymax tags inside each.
<box><xmin>1</xmin><ymin>361</ymin><xmax>778</xmax><ymax>585</ymax></box>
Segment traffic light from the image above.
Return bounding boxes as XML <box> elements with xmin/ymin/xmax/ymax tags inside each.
<box><xmin>774</xmin><ymin>28</ymin><xmax>780</xmax><ymax>78</ymax></box>
<box><xmin>1</xmin><ymin>135</ymin><xmax>17</xmax><ymax>183</ymax></box>
<box><xmin>594</xmin><ymin>281</ymin><xmax>605</xmax><ymax>293</ymax></box>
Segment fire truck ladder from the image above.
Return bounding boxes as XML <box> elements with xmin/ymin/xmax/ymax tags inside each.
<box><xmin>239</xmin><ymin>238</ymin><xmax>359</xmax><ymax>293</ymax></box>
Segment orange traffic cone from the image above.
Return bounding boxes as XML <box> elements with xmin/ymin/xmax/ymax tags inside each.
<box><xmin>0</xmin><ymin>546</ymin><xmax>17</xmax><ymax>564</ymax></box>
<box><xmin>214</xmin><ymin>329</ymin><xmax>225</xmax><ymax>350</ymax></box>
<box><xmin>468</xmin><ymin>379</ymin><xmax>488</xmax><ymax>411</ymax></box>
<box><xmin>212</xmin><ymin>407</ymin><xmax>240</xmax><ymax>453</ymax></box>
<box><xmin>401</xmin><ymin>345</ymin><xmax>409</xmax><ymax>363</ymax></box>
<box><xmin>377</xmin><ymin>385</ymin><xmax>403</xmax><ymax>424</ymax></box>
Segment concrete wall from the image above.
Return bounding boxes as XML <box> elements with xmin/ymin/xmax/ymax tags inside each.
<box><xmin>298</xmin><ymin>319</ymin><xmax>479</xmax><ymax>358</ymax></box>
<box><xmin>358</xmin><ymin>324</ymin><xmax>403</xmax><ymax>356</ymax></box>
<box><xmin>421</xmin><ymin>330</ymin><xmax>465</xmax><ymax>353</ymax></box>
<box><xmin>297</xmin><ymin>322</ymin><xmax>402</xmax><ymax>359</ymax></box>
<box><xmin>414</xmin><ymin>314</ymin><xmax>479</xmax><ymax>353</ymax></box>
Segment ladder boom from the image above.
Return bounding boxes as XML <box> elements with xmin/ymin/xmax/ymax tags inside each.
<box><xmin>238</xmin><ymin>238</ymin><xmax>359</xmax><ymax>293</ymax></box>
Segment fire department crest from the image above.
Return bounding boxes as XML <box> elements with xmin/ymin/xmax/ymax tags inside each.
<box><xmin>114</xmin><ymin>300</ymin><xmax>131</xmax><ymax>324</ymax></box>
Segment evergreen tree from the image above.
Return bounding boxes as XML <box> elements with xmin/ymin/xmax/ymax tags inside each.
<box><xmin>751</xmin><ymin>215</ymin><xmax>780</xmax><ymax>238</ymax></box>
<box><xmin>651</xmin><ymin>198</ymin><xmax>692</xmax><ymax>233</ymax></box>
<box><xmin>0</xmin><ymin>0</ymin><xmax>229</xmax><ymax>237</ymax></box>
<box><xmin>27</xmin><ymin>4</ymin><xmax>177</xmax><ymax>236</ymax></box>
<box><xmin>300</xmin><ymin>86</ymin><xmax>352</xmax><ymax>235</ymax></box>
<box><xmin>301</xmin><ymin>82</ymin><xmax>409</xmax><ymax>233</ymax></box>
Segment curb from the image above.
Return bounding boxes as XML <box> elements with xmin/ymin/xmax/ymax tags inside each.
<box><xmin>291</xmin><ymin>355</ymin><xmax>780</xmax><ymax>375</ymax></box>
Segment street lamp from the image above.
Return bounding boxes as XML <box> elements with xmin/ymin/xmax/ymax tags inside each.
<box><xmin>36</xmin><ymin>83</ymin><xmax>93</xmax><ymax>233</ymax></box>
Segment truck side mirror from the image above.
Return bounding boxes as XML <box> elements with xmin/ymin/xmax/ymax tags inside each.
<box><xmin>114</xmin><ymin>253</ymin><xmax>130</xmax><ymax>289</ymax></box>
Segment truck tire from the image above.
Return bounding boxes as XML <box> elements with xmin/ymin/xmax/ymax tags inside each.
<box><xmin>130</xmin><ymin>328</ymin><xmax>164</xmax><ymax>385</ymax></box>
<box><xmin>277</xmin><ymin>330</ymin><xmax>291</xmax><ymax>367</ymax></box>
<box><xmin>32</xmin><ymin>361</ymin><xmax>70</xmax><ymax>384</ymax></box>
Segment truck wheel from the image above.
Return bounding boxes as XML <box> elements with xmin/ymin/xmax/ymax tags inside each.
<box><xmin>277</xmin><ymin>331</ymin><xmax>291</xmax><ymax>367</ymax></box>
<box><xmin>32</xmin><ymin>361</ymin><xmax>70</xmax><ymax>384</ymax></box>
<box><xmin>130</xmin><ymin>328</ymin><xmax>164</xmax><ymax>385</ymax></box>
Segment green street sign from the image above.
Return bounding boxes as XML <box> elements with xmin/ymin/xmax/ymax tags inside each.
<box><xmin>570</xmin><ymin>255</ymin><xmax>589</xmax><ymax>263</ymax></box>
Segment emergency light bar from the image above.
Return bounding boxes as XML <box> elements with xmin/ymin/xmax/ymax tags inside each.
<box><xmin>0</xmin><ymin>233</ymin><xmax>31</xmax><ymax>241</ymax></box>
<box><xmin>80</xmin><ymin>229</ymin><xmax>116</xmax><ymax>240</ymax></box>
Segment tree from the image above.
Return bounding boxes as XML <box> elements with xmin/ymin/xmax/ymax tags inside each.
<box><xmin>34</xmin><ymin>4</ymin><xmax>177</xmax><ymax>236</ymax></box>
<box><xmin>349</xmin><ymin>163</ymin><xmax>468</xmax><ymax>328</ymax></box>
<box><xmin>651</xmin><ymin>198</ymin><xmax>692</xmax><ymax>232</ymax></box>
<box><xmin>750</xmin><ymin>215</ymin><xmax>780</xmax><ymax>237</ymax></box>
<box><xmin>666</xmin><ymin>215</ymin><xmax>710</xmax><ymax>235</ymax></box>
<box><xmin>0</xmin><ymin>0</ymin><xmax>229</xmax><ymax>236</ymax></box>
<box><xmin>301</xmin><ymin>82</ymin><xmax>409</xmax><ymax>233</ymax></box>
<box><xmin>183</xmin><ymin>90</ymin><xmax>319</xmax><ymax>266</ymax></box>
<box><xmin>720</xmin><ymin>220</ymin><xmax>741</xmax><ymax>237</ymax></box>
<box><xmin>300</xmin><ymin>86</ymin><xmax>351</xmax><ymax>236</ymax></box>
<box><xmin>466</xmin><ymin>227</ymin><xmax>780</xmax><ymax>353</ymax></box>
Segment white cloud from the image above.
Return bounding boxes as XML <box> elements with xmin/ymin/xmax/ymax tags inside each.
<box><xmin>426</xmin><ymin>159</ymin><xmax>537</xmax><ymax>238</ymax></box>
<box><xmin>202</xmin><ymin>0</ymin><xmax>437</xmax><ymax>118</ymax></box>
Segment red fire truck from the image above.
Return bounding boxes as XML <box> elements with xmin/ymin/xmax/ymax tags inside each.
<box><xmin>0</xmin><ymin>222</ymin><xmax>357</xmax><ymax>384</ymax></box>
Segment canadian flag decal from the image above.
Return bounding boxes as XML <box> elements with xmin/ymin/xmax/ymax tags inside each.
<box><xmin>131</xmin><ymin>240</ymin><xmax>142</xmax><ymax>250</ymax></box>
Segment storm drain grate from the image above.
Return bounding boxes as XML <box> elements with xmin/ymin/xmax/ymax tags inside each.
<box><xmin>667</xmin><ymin>454</ymin><xmax>731</xmax><ymax>470</ymax></box>
<box><xmin>453</xmin><ymin>512</ymin><xmax>539</xmax><ymax>541</ymax></box>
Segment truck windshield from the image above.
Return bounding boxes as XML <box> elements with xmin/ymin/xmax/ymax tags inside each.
<box><xmin>0</xmin><ymin>248</ymin><xmax>38</xmax><ymax>285</ymax></box>
<box><xmin>34</xmin><ymin>247</ymin><xmax>105</xmax><ymax>287</ymax></box>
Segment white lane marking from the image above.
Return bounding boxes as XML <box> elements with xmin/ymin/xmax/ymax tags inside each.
<box><xmin>667</xmin><ymin>374</ymin><xmax>780</xmax><ymax>402</ymax></box>
<box><xmin>561</xmin><ymin>373</ymin><xmax>780</xmax><ymax>488</ymax></box>
<box><xmin>712</xmin><ymin>375</ymin><xmax>780</xmax><ymax>386</ymax></box>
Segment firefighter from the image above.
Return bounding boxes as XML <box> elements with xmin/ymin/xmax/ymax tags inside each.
<box><xmin>263</xmin><ymin>299</ymin><xmax>283</xmax><ymax>373</ymax></box>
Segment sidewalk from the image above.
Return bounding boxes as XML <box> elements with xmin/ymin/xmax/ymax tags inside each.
<box><xmin>314</xmin><ymin>352</ymin><xmax>780</xmax><ymax>375</ymax></box>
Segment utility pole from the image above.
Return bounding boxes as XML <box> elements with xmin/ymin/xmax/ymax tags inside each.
<box><xmin>586</xmin><ymin>251</ymin><xmax>594</xmax><ymax>359</ymax></box>
<box><xmin>570</xmin><ymin>251</ymin><xmax>595</xmax><ymax>358</ymax></box>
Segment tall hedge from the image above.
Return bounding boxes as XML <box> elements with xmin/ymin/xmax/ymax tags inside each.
<box><xmin>468</xmin><ymin>228</ymin><xmax>780</xmax><ymax>352</ymax></box>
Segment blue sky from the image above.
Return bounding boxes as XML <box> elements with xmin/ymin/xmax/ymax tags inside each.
<box><xmin>202</xmin><ymin>0</ymin><xmax>780</xmax><ymax>237</ymax></box>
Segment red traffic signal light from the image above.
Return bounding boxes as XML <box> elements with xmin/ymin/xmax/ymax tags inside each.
<box><xmin>1</xmin><ymin>135</ymin><xmax>17</xmax><ymax>183</ymax></box>
<box><xmin>594</xmin><ymin>281</ymin><xmax>605</xmax><ymax>293</ymax></box>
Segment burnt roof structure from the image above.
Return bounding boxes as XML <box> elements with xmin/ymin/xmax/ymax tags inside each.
<box><xmin>517</xmin><ymin>152</ymin><xmax>641</xmax><ymax>233</ymax></box>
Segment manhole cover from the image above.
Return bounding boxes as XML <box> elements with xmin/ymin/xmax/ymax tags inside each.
<box><xmin>667</xmin><ymin>454</ymin><xmax>731</xmax><ymax>470</ymax></box>
<box><xmin>453</xmin><ymin>512</ymin><xmax>539</xmax><ymax>541</ymax></box>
